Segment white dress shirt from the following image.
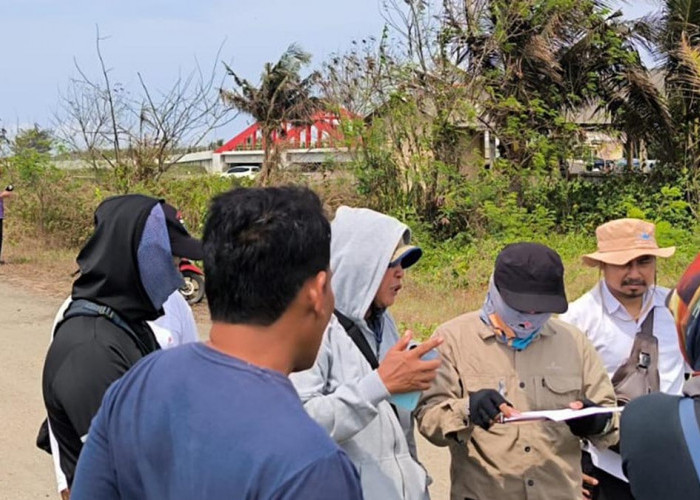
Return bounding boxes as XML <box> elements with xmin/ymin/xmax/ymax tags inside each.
<box><xmin>149</xmin><ymin>291</ymin><xmax>200</xmax><ymax>348</ymax></box>
<box><xmin>561</xmin><ymin>281</ymin><xmax>685</xmax><ymax>395</ymax></box>
<box><xmin>560</xmin><ymin>280</ymin><xmax>687</xmax><ymax>479</ymax></box>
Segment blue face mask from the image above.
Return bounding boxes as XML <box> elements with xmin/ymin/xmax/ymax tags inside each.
<box><xmin>481</xmin><ymin>277</ymin><xmax>551</xmax><ymax>338</ymax></box>
<box><xmin>480</xmin><ymin>277</ymin><xmax>551</xmax><ymax>351</ymax></box>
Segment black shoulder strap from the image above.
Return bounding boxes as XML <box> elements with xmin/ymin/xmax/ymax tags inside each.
<box><xmin>334</xmin><ymin>309</ymin><xmax>401</xmax><ymax>419</ymax></box>
<box><xmin>334</xmin><ymin>309</ymin><xmax>379</xmax><ymax>369</ymax></box>
<box><xmin>59</xmin><ymin>299</ymin><xmax>156</xmax><ymax>356</ymax></box>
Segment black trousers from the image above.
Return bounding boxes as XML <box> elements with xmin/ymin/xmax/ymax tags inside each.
<box><xmin>0</xmin><ymin>218</ymin><xmax>4</xmax><ymax>260</ymax></box>
<box><xmin>582</xmin><ymin>450</ymin><xmax>635</xmax><ymax>500</ymax></box>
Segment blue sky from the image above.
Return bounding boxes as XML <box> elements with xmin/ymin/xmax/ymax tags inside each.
<box><xmin>0</xmin><ymin>0</ymin><xmax>658</xmax><ymax>142</ymax></box>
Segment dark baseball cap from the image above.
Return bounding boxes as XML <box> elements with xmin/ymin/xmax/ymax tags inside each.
<box><xmin>161</xmin><ymin>202</ymin><xmax>204</xmax><ymax>260</ymax></box>
<box><xmin>493</xmin><ymin>242</ymin><xmax>568</xmax><ymax>314</ymax></box>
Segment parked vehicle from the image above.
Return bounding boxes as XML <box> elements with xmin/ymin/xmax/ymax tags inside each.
<box><xmin>179</xmin><ymin>258</ymin><xmax>205</xmax><ymax>305</ymax></box>
<box><xmin>220</xmin><ymin>165</ymin><xmax>261</xmax><ymax>179</ymax></box>
<box><xmin>642</xmin><ymin>159</ymin><xmax>658</xmax><ymax>173</ymax></box>
<box><xmin>585</xmin><ymin>158</ymin><xmax>605</xmax><ymax>172</ymax></box>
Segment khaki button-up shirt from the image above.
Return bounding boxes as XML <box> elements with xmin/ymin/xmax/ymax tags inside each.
<box><xmin>416</xmin><ymin>311</ymin><xmax>619</xmax><ymax>500</ymax></box>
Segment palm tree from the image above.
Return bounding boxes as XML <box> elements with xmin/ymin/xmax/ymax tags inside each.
<box><xmin>221</xmin><ymin>44</ymin><xmax>320</xmax><ymax>184</ymax></box>
<box><xmin>558</xmin><ymin>14</ymin><xmax>673</xmax><ymax>168</ymax></box>
<box><xmin>442</xmin><ymin>0</ymin><xmax>671</xmax><ymax>171</ymax></box>
<box><xmin>644</xmin><ymin>0</ymin><xmax>700</xmax><ymax>193</ymax></box>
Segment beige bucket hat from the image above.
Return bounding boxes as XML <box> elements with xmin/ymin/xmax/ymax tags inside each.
<box><xmin>582</xmin><ymin>218</ymin><xmax>676</xmax><ymax>267</ymax></box>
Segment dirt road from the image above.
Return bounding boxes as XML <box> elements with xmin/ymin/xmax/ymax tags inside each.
<box><xmin>0</xmin><ymin>281</ymin><xmax>450</xmax><ymax>499</ymax></box>
<box><xmin>1</xmin><ymin>282</ymin><xmax>60</xmax><ymax>499</ymax></box>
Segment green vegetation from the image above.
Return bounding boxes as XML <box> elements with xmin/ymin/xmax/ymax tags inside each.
<box><xmin>4</xmin><ymin>0</ymin><xmax>700</xmax><ymax>336</ymax></box>
<box><xmin>221</xmin><ymin>44</ymin><xmax>320</xmax><ymax>185</ymax></box>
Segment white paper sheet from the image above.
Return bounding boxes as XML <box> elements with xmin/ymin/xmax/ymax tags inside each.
<box><xmin>503</xmin><ymin>406</ymin><xmax>623</xmax><ymax>423</ymax></box>
<box><xmin>588</xmin><ymin>445</ymin><xmax>627</xmax><ymax>481</ymax></box>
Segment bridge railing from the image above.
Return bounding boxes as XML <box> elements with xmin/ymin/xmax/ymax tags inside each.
<box><xmin>215</xmin><ymin>112</ymin><xmax>349</xmax><ymax>153</ymax></box>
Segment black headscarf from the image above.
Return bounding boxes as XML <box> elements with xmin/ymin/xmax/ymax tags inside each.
<box><xmin>72</xmin><ymin>195</ymin><xmax>167</xmax><ymax>325</ymax></box>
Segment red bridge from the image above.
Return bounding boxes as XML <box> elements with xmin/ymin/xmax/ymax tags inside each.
<box><xmin>215</xmin><ymin>111</ymin><xmax>348</xmax><ymax>153</ymax></box>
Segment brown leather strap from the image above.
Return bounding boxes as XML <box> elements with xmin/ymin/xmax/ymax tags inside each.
<box><xmin>610</xmin><ymin>307</ymin><xmax>660</xmax><ymax>403</ymax></box>
<box><xmin>639</xmin><ymin>308</ymin><xmax>655</xmax><ymax>337</ymax></box>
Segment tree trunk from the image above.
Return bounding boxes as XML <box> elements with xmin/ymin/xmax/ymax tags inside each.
<box><xmin>626</xmin><ymin>138</ymin><xmax>633</xmax><ymax>171</ymax></box>
<box><xmin>260</xmin><ymin>130</ymin><xmax>273</xmax><ymax>186</ymax></box>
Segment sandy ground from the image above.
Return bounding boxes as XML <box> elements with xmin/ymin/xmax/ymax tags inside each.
<box><xmin>0</xmin><ymin>280</ymin><xmax>450</xmax><ymax>500</ymax></box>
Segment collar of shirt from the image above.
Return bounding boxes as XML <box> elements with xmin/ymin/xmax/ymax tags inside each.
<box><xmin>477</xmin><ymin>316</ymin><xmax>556</xmax><ymax>341</ymax></box>
<box><xmin>599</xmin><ymin>280</ymin><xmax>663</xmax><ymax>323</ymax></box>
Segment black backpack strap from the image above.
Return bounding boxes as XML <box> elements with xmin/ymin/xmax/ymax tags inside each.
<box><xmin>38</xmin><ymin>301</ymin><xmax>157</xmax><ymax>455</ymax></box>
<box><xmin>334</xmin><ymin>309</ymin><xmax>379</xmax><ymax>369</ymax></box>
<box><xmin>60</xmin><ymin>299</ymin><xmax>154</xmax><ymax>356</ymax></box>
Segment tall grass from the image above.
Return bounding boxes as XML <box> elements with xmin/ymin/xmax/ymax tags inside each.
<box><xmin>2</xmin><ymin>170</ymin><xmax>699</xmax><ymax>342</ymax></box>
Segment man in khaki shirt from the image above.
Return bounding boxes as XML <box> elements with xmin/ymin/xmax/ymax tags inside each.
<box><xmin>416</xmin><ymin>243</ymin><xmax>619</xmax><ymax>500</ymax></box>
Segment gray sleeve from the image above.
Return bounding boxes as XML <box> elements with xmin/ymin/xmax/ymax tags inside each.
<box><xmin>290</xmin><ymin>324</ymin><xmax>390</xmax><ymax>443</ymax></box>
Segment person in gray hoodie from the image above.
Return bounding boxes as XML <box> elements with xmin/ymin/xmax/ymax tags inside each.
<box><xmin>290</xmin><ymin>206</ymin><xmax>442</xmax><ymax>500</ymax></box>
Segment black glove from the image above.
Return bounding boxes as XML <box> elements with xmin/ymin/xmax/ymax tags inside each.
<box><xmin>469</xmin><ymin>388</ymin><xmax>511</xmax><ymax>430</ymax></box>
<box><xmin>566</xmin><ymin>398</ymin><xmax>611</xmax><ymax>438</ymax></box>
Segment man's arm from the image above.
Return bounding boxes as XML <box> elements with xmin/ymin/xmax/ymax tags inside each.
<box><xmin>271</xmin><ymin>450</ymin><xmax>364</xmax><ymax>500</ymax></box>
<box><xmin>69</xmin><ymin>384</ymin><xmax>120</xmax><ymax>500</ymax></box>
<box><xmin>415</xmin><ymin>331</ymin><xmax>472</xmax><ymax>446</ymax></box>
<box><xmin>291</xmin><ymin>322</ymin><xmax>441</xmax><ymax>443</ymax></box>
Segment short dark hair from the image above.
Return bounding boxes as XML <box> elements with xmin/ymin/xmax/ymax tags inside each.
<box><xmin>203</xmin><ymin>186</ymin><xmax>330</xmax><ymax>325</ymax></box>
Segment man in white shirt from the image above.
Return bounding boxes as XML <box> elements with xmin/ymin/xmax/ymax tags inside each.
<box><xmin>560</xmin><ymin>218</ymin><xmax>686</xmax><ymax>500</ymax></box>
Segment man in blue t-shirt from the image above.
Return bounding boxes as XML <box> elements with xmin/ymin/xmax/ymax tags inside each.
<box><xmin>70</xmin><ymin>186</ymin><xmax>363</xmax><ymax>500</ymax></box>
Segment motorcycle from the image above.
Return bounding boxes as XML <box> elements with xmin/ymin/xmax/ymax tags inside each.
<box><xmin>179</xmin><ymin>258</ymin><xmax>205</xmax><ymax>305</ymax></box>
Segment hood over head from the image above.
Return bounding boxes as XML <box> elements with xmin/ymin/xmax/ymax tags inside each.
<box><xmin>331</xmin><ymin>206</ymin><xmax>415</xmax><ymax>322</ymax></box>
<box><xmin>72</xmin><ymin>194</ymin><xmax>183</xmax><ymax>322</ymax></box>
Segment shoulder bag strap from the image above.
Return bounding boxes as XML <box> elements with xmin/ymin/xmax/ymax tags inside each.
<box><xmin>334</xmin><ymin>309</ymin><xmax>400</xmax><ymax>418</ymax></box>
<box><xmin>334</xmin><ymin>309</ymin><xmax>379</xmax><ymax>370</ymax></box>
<box><xmin>639</xmin><ymin>308</ymin><xmax>655</xmax><ymax>337</ymax></box>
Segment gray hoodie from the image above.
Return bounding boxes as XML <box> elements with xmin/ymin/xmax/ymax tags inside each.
<box><xmin>290</xmin><ymin>206</ymin><xmax>429</xmax><ymax>500</ymax></box>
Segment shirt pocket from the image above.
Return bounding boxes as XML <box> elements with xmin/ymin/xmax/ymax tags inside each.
<box><xmin>462</xmin><ymin>375</ymin><xmax>517</xmax><ymax>435</ymax></box>
<box><xmin>462</xmin><ymin>375</ymin><xmax>505</xmax><ymax>396</ymax></box>
<box><xmin>535</xmin><ymin>374</ymin><xmax>582</xmax><ymax>410</ymax></box>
